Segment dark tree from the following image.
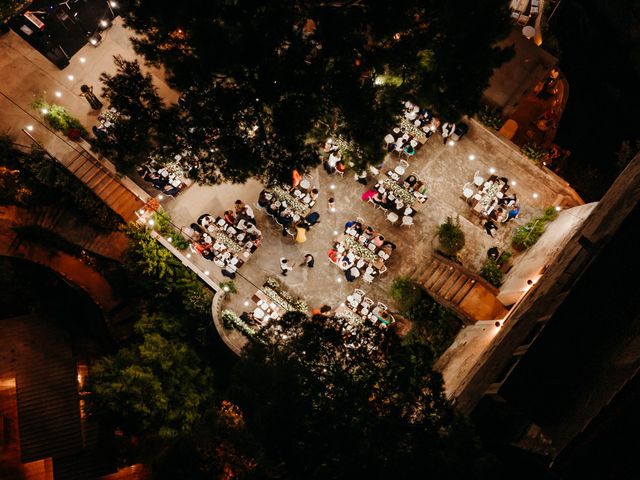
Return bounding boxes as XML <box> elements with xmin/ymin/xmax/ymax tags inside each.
<box><xmin>226</xmin><ymin>311</ymin><xmax>499</xmax><ymax>478</ymax></box>
<box><xmin>115</xmin><ymin>0</ymin><xmax>512</xmax><ymax>183</ymax></box>
<box><xmin>96</xmin><ymin>56</ymin><xmax>172</xmax><ymax>172</ymax></box>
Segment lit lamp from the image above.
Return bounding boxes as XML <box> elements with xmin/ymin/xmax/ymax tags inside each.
<box><xmin>522</xmin><ymin>26</ymin><xmax>536</xmax><ymax>40</ymax></box>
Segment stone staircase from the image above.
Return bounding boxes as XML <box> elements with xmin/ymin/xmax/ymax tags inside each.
<box><xmin>411</xmin><ymin>253</ymin><xmax>508</xmax><ymax>323</ymax></box>
<box><xmin>62</xmin><ymin>151</ymin><xmax>145</xmax><ymax>222</ymax></box>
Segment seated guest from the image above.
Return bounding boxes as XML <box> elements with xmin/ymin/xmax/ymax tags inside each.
<box><xmin>382</xmin><ymin>240</ymin><xmax>396</xmax><ymax>250</ymax></box>
<box><xmin>328</xmin><ymin>248</ymin><xmax>339</xmax><ymax>263</ymax></box>
<box><xmin>305</xmin><ymin>211</ymin><xmax>321</xmax><ymax>226</ymax></box>
<box><xmin>493</xmin><ymin>207</ymin><xmax>508</xmax><ymax>223</ymax></box>
<box><xmin>405</xmin><ymin>175</ymin><xmax>418</xmax><ymax>188</ymax></box>
<box><xmin>336</xmin><ymin>161</ymin><xmax>345</xmax><ymax>174</ymax></box>
<box><xmin>345</xmin><ymin>267</ymin><xmax>360</xmax><ymax>282</ymax></box>
<box><xmin>266</xmin><ymin>202</ymin><xmax>280</xmax><ymax>217</ymax></box>
<box><xmin>193</xmin><ymin>241</ymin><xmax>207</xmax><ymax>254</ymax></box>
<box><xmin>258</xmin><ymin>190</ymin><xmax>272</xmax><ymax>208</ymax></box>
<box><xmin>309</xmin><ymin>188</ymin><xmax>320</xmax><ymax>201</ymax></box>
<box><xmin>372</xmin><ymin>235</ymin><xmax>385</xmax><ymax>248</ymax></box>
<box><xmin>201</xmin><ymin>248</ymin><xmax>214</xmax><ymax>261</ymax></box>
<box><xmin>324</xmin><ymin>151</ymin><xmax>341</xmax><ymax>173</ymax></box>
<box><xmin>487</xmin><ymin>247</ymin><xmax>500</xmax><ymax>260</ymax></box>
<box><xmin>234</xmin><ymin>200</ymin><xmax>246</xmax><ymax>215</ymax></box>
<box><xmin>484</xmin><ymin>220</ymin><xmax>497</xmax><ymax>238</ymax></box>
<box><xmin>224</xmin><ymin>210</ymin><xmax>236</xmax><ymax>224</ymax></box>
<box><xmin>498</xmin><ymin>193</ymin><xmax>517</xmax><ymax>207</ymax></box>
<box><xmin>364</xmin><ymin>226</ymin><xmax>375</xmax><ymax>238</ymax></box>
<box><xmin>361</xmin><ymin>188</ymin><xmax>377</xmax><ymax>201</ymax></box>
<box><xmin>245</xmin><ymin>223</ymin><xmax>262</xmax><ymax>237</ymax></box>
<box><xmin>162</xmin><ymin>183</ymin><xmax>180</xmax><ymax>196</ymax></box>
<box><xmin>276</xmin><ymin>209</ymin><xmax>293</xmax><ymax>227</ymax></box>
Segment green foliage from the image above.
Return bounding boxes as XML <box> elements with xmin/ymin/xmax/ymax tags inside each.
<box><xmin>521</xmin><ymin>143</ymin><xmax>549</xmax><ymax>164</ymax></box>
<box><xmin>480</xmin><ymin>258</ymin><xmax>503</xmax><ymax>287</ymax></box>
<box><xmin>437</xmin><ymin>216</ymin><xmax>466</xmax><ymax>256</ymax></box>
<box><xmin>221</xmin><ymin>309</ymin><xmax>256</xmax><ymax>338</ymax></box>
<box><xmin>227</xmin><ymin>311</ymin><xmax>492</xmax><ymax>478</ymax></box>
<box><xmin>0</xmin><ymin>136</ymin><xmax>122</xmax><ymax>230</ymax></box>
<box><xmin>477</xmin><ymin>104</ymin><xmax>504</xmax><ymax>130</ymax></box>
<box><xmin>389</xmin><ymin>276</ymin><xmax>422</xmax><ymax>312</ymax></box>
<box><xmin>152</xmin><ymin>208</ymin><xmax>189</xmax><ymax>250</ymax></box>
<box><xmin>390</xmin><ymin>277</ymin><xmax>461</xmax><ymax>358</ymax></box>
<box><xmin>32</xmin><ymin>99</ymin><xmax>87</xmax><ymax>137</ymax></box>
<box><xmin>86</xmin><ymin>312</ymin><xmax>215</xmax><ymax>439</ymax></box>
<box><xmin>95</xmin><ymin>56</ymin><xmax>169</xmax><ymax>172</ymax></box>
<box><xmin>511</xmin><ymin>207</ymin><xmax>559</xmax><ymax>251</ymax></box>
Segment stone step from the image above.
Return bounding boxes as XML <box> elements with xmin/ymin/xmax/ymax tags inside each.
<box><xmin>451</xmin><ymin>278</ymin><xmax>476</xmax><ymax>305</ymax></box>
<box><xmin>432</xmin><ymin>265</ymin><xmax>456</xmax><ymax>293</ymax></box>
<box><xmin>443</xmin><ymin>275</ymin><xmax>469</xmax><ymax>301</ymax></box>
<box><xmin>439</xmin><ymin>269</ymin><xmax>463</xmax><ymax>298</ymax></box>
<box><xmin>425</xmin><ymin>263</ymin><xmax>448</xmax><ymax>290</ymax></box>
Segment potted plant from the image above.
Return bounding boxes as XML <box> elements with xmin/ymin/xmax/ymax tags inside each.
<box><xmin>436</xmin><ymin>216</ymin><xmax>465</xmax><ymax>257</ymax></box>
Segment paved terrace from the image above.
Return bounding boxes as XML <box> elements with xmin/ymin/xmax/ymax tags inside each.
<box><xmin>163</xmin><ymin>119</ymin><xmax>582</xmax><ymax>353</ymax></box>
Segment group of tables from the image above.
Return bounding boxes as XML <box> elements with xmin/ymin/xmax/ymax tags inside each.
<box><xmin>387</xmin><ymin>102</ymin><xmax>438</xmax><ymax>154</ymax></box>
<box><xmin>371</xmin><ymin>168</ymin><xmax>428</xmax><ymax>223</ymax></box>
<box><xmin>261</xmin><ymin>181</ymin><xmax>318</xmax><ymax>228</ymax></box>
<box><xmin>467</xmin><ymin>175</ymin><xmax>511</xmax><ymax>218</ymax></box>
<box><xmin>330</xmin><ymin>222</ymin><xmax>394</xmax><ymax>283</ymax></box>
<box><xmin>335</xmin><ymin>289</ymin><xmax>394</xmax><ymax>328</ymax></box>
<box><xmin>194</xmin><ymin>213</ymin><xmax>261</xmax><ymax>271</ymax></box>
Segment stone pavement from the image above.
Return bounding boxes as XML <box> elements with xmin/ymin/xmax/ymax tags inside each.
<box><xmin>164</xmin><ymin>118</ymin><xmax>583</xmax><ymax>359</ymax></box>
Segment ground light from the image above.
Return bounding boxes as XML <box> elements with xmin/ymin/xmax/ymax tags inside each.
<box><xmin>555</xmin><ymin>206</ymin><xmax>562</xmax><ymax>211</ymax></box>
<box><xmin>55</xmin><ymin>91</ymin><xmax>62</xmax><ymax>98</ymax></box>
<box><xmin>448</xmin><ymin>140</ymin><xmax>455</xmax><ymax>146</ymax></box>
<box><xmin>41</xmin><ymin>108</ymin><xmax>48</xmax><ymax>114</ymax></box>
<box><xmin>533</xmin><ymin>193</ymin><xmax>539</xmax><ymax>199</ymax></box>
<box><xmin>79</xmin><ymin>57</ymin><xmax>86</xmax><ymax>63</ymax></box>
<box><xmin>511</xmin><ymin>180</ymin><xmax>517</xmax><ymax>186</ymax></box>
<box><xmin>67</xmin><ymin>75</ymin><xmax>74</xmax><ymax>81</ymax></box>
<box><xmin>26</xmin><ymin>125</ymin><xmax>34</xmax><ymax>131</ymax></box>
<box><xmin>223</xmin><ymin>285</ymin><xmax>230</xmax><ymax>291</ymax></box>
<box><xmin>489</xmin><ymin>167</ymin><xmax>496</xmax><ymax>174</ymax></box>
<box><xmin>468</xmin><ymin>154</ymin><xmax>475</xmax><ymax>161</ymax></box>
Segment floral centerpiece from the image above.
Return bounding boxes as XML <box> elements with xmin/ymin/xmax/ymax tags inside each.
<box><xmin>381</xmin><ymin>178</ymin><xmax>415</xmax><ymax>206</ymax></box>
<box><xmin>268</xmin><ymin>185</ymin><xmax>309</xmax><ymax>215</ymax></box>
<box><xmin>221</xmin><ymin>309</ymin><xmax>256</xmax><ymax>337</ymax></box>
<box><xmin>336</xmin><ymin>308</ymin><xmax>363</xmax><ymax>325</ymax></box>
<box><xmin>342</xmin><ymin>236</ymin><xmax>379</xmax><ymax>263</ymax></box>
<box><xmin>400</xmin><ymin>118</ymin><xmax>427</xmax><ymax>143</ymax></box>
<box><xmin>208</xmin><ymin>225</ymin><xmax>243</xmax><ymax>253</ymax></box>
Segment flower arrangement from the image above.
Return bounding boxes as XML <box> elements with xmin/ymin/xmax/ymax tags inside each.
<box><xmin>268</xmin><ymin>185</ymin><xmax>309</xmax><ymax>215</ymax></box>
<box><xmin>207</xmin><ymin>223</ymin><xmax>243</xmax><ymax>253</ymax></box>
<box><xmin>336</xmin><ymin>308</ymin><xmax>364</xmax><ymax>325</ymax></box>
<box><xmin>263</xmin><ymin>277</ymin><xmax>309</xmax><ymax>313</ymax></box>
<box><xmin>400</xmin><ymin>118</ymin><xmax>427</xmax><ymax>143</ymax></box>
<box><xmin>342</xmin><ymin>236</ymin><xmax>379</xmax><ymax>263</ymax></box>
<box><xmin>381</xmin><ymin>178</ymin><xmax>415</xmax><ymax>205</ymax></box>
<box><xmin>221</xmin><ymin>309</ymin><xmax>256</xmax><ymax>337</ymax></box>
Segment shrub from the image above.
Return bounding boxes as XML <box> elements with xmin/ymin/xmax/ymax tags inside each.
<box><xmin>521</xmin><ymin>143</ymin><xmax>548</xmax><ymax>164</ymax></box>
<box><xmin>32</xmin><ymin>99</ymin><xmax>88</xmax><ymax>137</ymax></box>
<box><xmin>220</xmin><ymin>281</ymin><xmax>237</xmax><ymax>294</ymax></box>
<box><xmin>437</xmin><ymin>216</ymin><xmax>465</xmax><ymax>256</ymax></box>
<box><xmin>152</xmin><ymin>209</ymin><xmax>189</xmax><ymax>250</ymax></box>
<box><xmin>389</xmin><ymin>277</ymin><xmax>422</xmax><ymax>312</ymax></box>
<box><xmin>221</xmin><ymin>309</ymin><xmax>256</xmax><ymax>338</ymax></box>
<box><xmin>480</xmin><ymin>258</ymin><xmax>503</xmax><ymax>287</ymax></box>
<box><xmin>477</xmin><ymin>105</ymin><xmax>504</xmax><ymax>130</ymax></box>
<box><xmin>511</xmin><ymin>207</ymin><xmax>559</xmax><ymax>251</ymax></box>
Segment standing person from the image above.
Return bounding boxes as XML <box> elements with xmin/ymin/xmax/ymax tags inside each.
<box><xmin>79</xmin><ymin>85</ymin><xmax>103</xmax><ymax>110</ymax></box>
<box><xmin>503</xmin><ymin>205</ymin><xmax>520</xmax><ymax>223</ymax></box>
<box><xmin>300</xmin><ymin>253</ymin><xmax>315</xmax><ymax>268</ymax></box>
<box><xmin>441</xmin><ymin>122</ymin><xmax>455</xmax><ymax>144</ymax></box>
<box><xmin>280</xmin><ymin>257</ymin><xmax>292</xmax><ymax>276</ymax></box>
<box><xmin>484</xmin><ymin>220</ymin><xmax>497</xmax><ymax>237</ymax></box>
<box><xmin>327</xmin><ymin>197</ymin><xmax>336</xmax><ymax>212</ymax></box>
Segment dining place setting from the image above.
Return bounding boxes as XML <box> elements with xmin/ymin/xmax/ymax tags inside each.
<box><xmin>462</xmin><ymin>171</ymin><xmax>514</xmax><ymax>219</ymax></box>
<box><xmin>384</xmin><ymin>101</ymin><xmax>439</xmax><ymax>157</ymax></box>
<box><xmin>329</xmin><ymin>220</ymin><xmax>395</xmax><ymax>283</ymax></box>
<box><xmin>335</xmin><ymin>289</ymin><xmax>394</xmax><ymax>329</ymax></box>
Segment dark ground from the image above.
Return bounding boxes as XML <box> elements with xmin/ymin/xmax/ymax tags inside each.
<box><xmin>551</xmin><ymin>0</ymin><xmax>640</xmax><ymax>201</ymax></box>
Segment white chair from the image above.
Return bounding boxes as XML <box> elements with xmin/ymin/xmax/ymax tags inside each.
<box><xmin>384</xmin><ymin>134</ymin><xmax>395</xmax><ymax>147</ymax></box>
<box><xmin>401</xmin><ymin>215</ymin><xmax>414</xmax><ymax>227</ymax></box>
<box><xmin>354</xmin><ymin>288</ymin><xmax>366</xmax><ymax>298</ymax></box>
<box><xmin>394</xmin><ymin>165</ymin><xmax>406</xmax><ymax>176</ymax></box>
<box><xmin>393</xmin><ymin>127</ymin><xmax>401</xmax><ymax>135</ymax></box>
<box><xmin>379</xmin><ymin>265</ymin><xmax>388</xmax><ymax>274</ymax></box>
<box><xmin>356</xmin><ymin>216</ymin><xmax>366</xmax><ymax>225</ymax></box>
<box><xmin>377</xmin><ymin>302</ymin><xmax>387</xmax><ymax>311</ymax></box>
<box><xmin>362</xmin><ymin>297</ymin><xmax>374</xmax><ymax>308</ymax></box>
<box><xmin>410</xmin><ymin>139</ymin><xmax>418</xmax><ymax>148</ymax></box>
<box><xmin>462</xmin><ymin>182</ymin><xmax>474</xmax><ymax>200</ymax></box>
<box><xmin>473</xmin><ymin>171</ymin><xmax>484</xmax><ymax>187</ymax></box>
<box><xmin>387</xmin><ymin>212</ymin><xmax>399</xmax><ymax>224</ymax></box>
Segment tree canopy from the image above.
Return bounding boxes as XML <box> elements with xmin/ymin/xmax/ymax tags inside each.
<box><xmin>223</xmin><ymin>311</ymin><xmax>497</xmax><ymax>478</ymax></box>
<box><xmin>113</xmin><ymin>0</ymin><xmax>512</xmax><ymax>183</ymax></box>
